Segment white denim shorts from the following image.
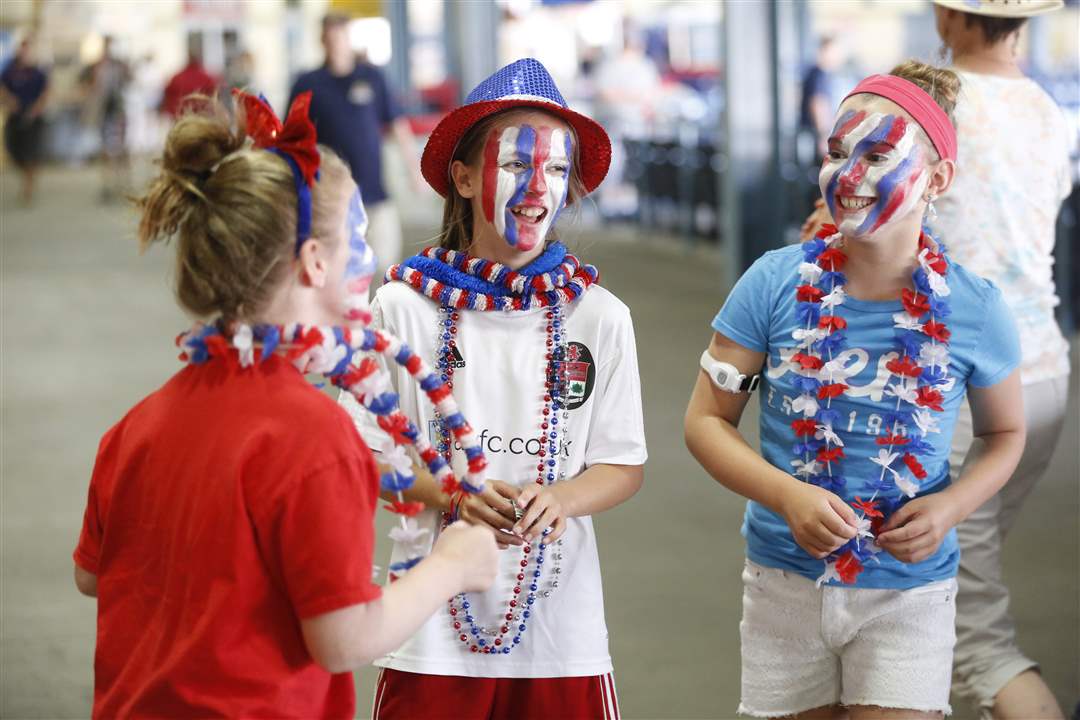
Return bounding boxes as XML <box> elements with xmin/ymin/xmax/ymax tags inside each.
<box><xmin>738</xmin><ymin>559</ymin><xmax>957</xmax><ymax>718</ymax></box>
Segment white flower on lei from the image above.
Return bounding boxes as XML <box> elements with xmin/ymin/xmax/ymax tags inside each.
<box><xmin>919</xmin><ymin>249</ymin><xmax>952</xmax><ymax>297</ymax></box>
<box><xmin>884</xmin><ymin>379</ymin><xmax>919</xmax><ymax>404</ymax></box>
<box><xmin>918</xmin><ymin>342</ymin><xmax>950</xmax><ymax>370</ymax></box>
<box><xmin>389</xmin><ymin>523</ymin><xmax>431</xmax><ymax>550</ymax></box>
<box><xmin>815</xmin><ymin>424</ymin><xmax>844</xmax><ymax>447</ymax></box>
<box><xmin>816</xmin><ymin>560</ymin><xmax>841</xmax><ymax>587</ymax></box>
<box><xmin>820</xmin><ymin>286</ymin><xmax>847</xmax><ymax>310</ymax></box>
<box><xmin>383</xmin><ymin>444</ymin><xmax>415</xmax><ymax>477</ymax></box>
<box><xmin>870</xmin><ymin>449</ymin><xmax>900</xmax><ymax>471</ymax></box>
<box><xmin>819</xmin><ymin>357</ymin><xmax>855</xmax><ymax>384</ymax></box>
<box><xmin>799</xmin><ymin>262</ymin><xmax>824</xmax><ymax>283</ymax></box>
<box><xmin>855</xmin><ymin>515</ymin><xmax>874</xmax><ymax>539</ymax></box>
<box><xmin>892</xmin><ymin>312</ymin><xmax>924</xmax><ymax>332</ymax></box>
<box><xmin>232</xmin><ymin>324</ymin><xmax>255</xmax><ymax>367</ymax></box>
<box><xmin>894</xmin><ymin>472</ymin><xmax>920</xmax><ymax>498</ymax></box>
<box><xmin>354</xmin><ymin>369</ymin><xmax>392</xmax><ymax>405</ymax></box>
<box><xmin>792</xmin><ymin>327</ymin><xmax>827</xmax><ymax>348</ymax></box>
<box><xmin>791</xmin><ymin>458</ymin><xmax>821</xmax><ymax>478</ymax></box>
<box><xmin>912</xmin><ymin>409</ymin><xmax>941</xmax><ymax>436</ymax></box>
<box><xmin>792</xmin><ymin>394</ymin><xmax>820</xmax><ymax>417</ymax></box>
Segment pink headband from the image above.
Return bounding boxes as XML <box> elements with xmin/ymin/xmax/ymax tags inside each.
<box><xmin>843</xmin><ymin>74</ymin><xmax>957</xmax><ymax>162</ymax></box>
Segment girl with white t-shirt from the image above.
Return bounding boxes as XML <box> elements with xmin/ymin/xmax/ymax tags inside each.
<box><xmin>686</xmin><ymin>61</ymin><xmax>1025</xmax><ymax>718</ymax></box>
<box><xmin>342</xmin><ymin>58</ymin><xmax>646</xmax><ymax>720</ymax></box>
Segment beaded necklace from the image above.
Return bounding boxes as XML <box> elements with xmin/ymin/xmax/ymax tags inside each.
<box><xmin>175</xmin><ymin>321</ymin><xmax>487</xmax><ymax>574</ymax></box>
<box><xmin>386</xmin><ymin>242</ymin><xmax>594</xmax><ymax>655</ymax></box>
<box><xmin>791</xmin><ymin>224</ymin><xmax>952</xmax><ymax>586</ymax></box>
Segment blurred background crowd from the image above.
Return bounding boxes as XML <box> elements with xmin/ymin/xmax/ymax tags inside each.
<box><xmin>2</xmin><ymin>0</ymin><xmax>1077</xmax><ymax>319</ymax></box>
<box><xmin>1</xmin><ymin>1</ymin><xmax>1078</xmax><ymax>717</ymax></box>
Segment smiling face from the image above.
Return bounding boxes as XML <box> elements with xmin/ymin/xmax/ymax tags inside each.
<box><xmin>479</xmin><ymin>113</ymin><xmax>574</xmax><ymax>252</ymax></box>
<box><xmin>819</xmin><ymin>96</ymin><xmax>931</xmax><ymax>239</ymax></box>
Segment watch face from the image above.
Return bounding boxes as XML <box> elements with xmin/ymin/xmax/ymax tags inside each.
<box><xmin>715</xmin><ymin>367</ymin><xmax>731</xmax><ymax>386</ymax></box>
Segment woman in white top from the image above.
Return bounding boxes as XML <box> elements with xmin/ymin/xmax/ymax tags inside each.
<box><xmin>932</xmin><ymin>1</ymin><xmax>1071</xmax><ymax>718</ymax></box>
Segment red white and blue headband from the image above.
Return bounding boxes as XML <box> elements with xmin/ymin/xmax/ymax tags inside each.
<box><xmin>843</xmin><ymin>75</ymin><xmax>957</xmax><ymax>162</ymax></box>
<box><xmin>233</xmin><ymin>89</ymin><xmax>321</xmax><ymax>254</ymax></box>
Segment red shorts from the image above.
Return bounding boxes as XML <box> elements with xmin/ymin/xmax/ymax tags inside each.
<box><xmin>372</xmin><ymin>668</ymin><xmax>620</xmax><ymax>720</ymax></box>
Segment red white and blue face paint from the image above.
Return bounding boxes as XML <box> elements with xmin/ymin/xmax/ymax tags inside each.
<box><xmin>819</xmin><ymin>107</ymin><xmax>929</xmax><ymax>238</ymax></box>
<box><xmin>481</xmin><ymin>123</ymin><xmax>573</xmax><ymax>252</ymax></box>
<box><xmin>343</xmin><ymin>188</ymin><xmax>377</xmax><ymax>323</ymax></box>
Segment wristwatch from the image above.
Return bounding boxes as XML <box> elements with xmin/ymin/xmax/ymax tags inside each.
<box><xmin>699</xmin><ymin>350</ymin><xmax>761</xmax><ymax>393</ymax></box>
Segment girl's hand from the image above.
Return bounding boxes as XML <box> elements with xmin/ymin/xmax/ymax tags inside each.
<box><xmin>455</xmin><ymin>480</ymin><xmax>524</xmax><ymax>548</ymax></box>
<box><xmin>876</xmin><ymin>494</ymin><xmax>959</xmax><ymax>564</ymax></box>
<box><xmin>779</xmin><ymin>482</ymin><xmax>858</xmax><ymax>559</ymax></box>
<box><xmin>513</xmin><ymin>484</ymin><xmax>568</xmax><ymax>545</ymax></box>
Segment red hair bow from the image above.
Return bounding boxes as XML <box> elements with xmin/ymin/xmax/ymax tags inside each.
<box><xmin>234</xmin><ymin>89</ymin><xmax>320</xmax><ymax>187</ymax></box>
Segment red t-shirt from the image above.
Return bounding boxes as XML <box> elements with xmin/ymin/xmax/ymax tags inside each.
<box><xmin>74</xmin><ymin>354</ymin><xmax>381</xmax><ymax>718</ymax></box>
<box><xmin>162</xmin><ymin>61</ymin><xmax>218</xmax><ymax>118</ymax></box>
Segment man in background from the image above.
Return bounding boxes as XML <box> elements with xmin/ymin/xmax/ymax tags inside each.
<box><xmin>162</xmin><ymin>35</ymin><xmax>218</xmax><ymax>120</ymax></box>
<box><xmin>290</xmin><ymin>13</ymin><xmax>421</xmax><ymax>270</ymax></box>
<box><xmin>1</xmin><ymin>37</ymin><xmax>49</xmax><ymax>205</ymax></box>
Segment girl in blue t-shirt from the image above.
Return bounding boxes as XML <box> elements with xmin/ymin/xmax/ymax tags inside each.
<box><xmin>685</xmin><ymin>61</ymin><xmax>1024</xmax><ymax>719</ymax></box>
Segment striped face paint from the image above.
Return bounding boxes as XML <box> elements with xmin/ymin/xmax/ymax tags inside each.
<box><xmin>343</xmin><ymin>188</ymin><xmax>376</xmax><ymax>323</ymax></box>
<box><xmin>819</xmin><ymin>109</ymin><xmax>929</xmax><ymax>238</ymax></box>
<box><xmin>481</xmin><ymin>123</ymin><xmax>573</xmax><ymax>252</ymax></box>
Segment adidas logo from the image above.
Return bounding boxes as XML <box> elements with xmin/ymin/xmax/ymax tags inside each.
<box><xmin>446</xmin><ymin>345</ymin><xmax>466</xmax><ymax>369</ymax></box>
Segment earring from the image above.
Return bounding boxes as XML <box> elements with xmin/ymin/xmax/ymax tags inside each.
<box><xmin>924</xmin><ymin>193</ymin><xmax>938</xmax><ymax>220</ymax></box>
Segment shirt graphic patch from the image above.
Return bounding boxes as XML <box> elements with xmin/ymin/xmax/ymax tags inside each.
<box><xmin>564</xmin><ymin>342</ymin><xmax>595</xmax><ymax>410</ymax></box>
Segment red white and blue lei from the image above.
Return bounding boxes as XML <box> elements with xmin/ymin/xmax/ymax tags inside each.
<box><xmin>175</xmin><ymin>321</ymin><xmax>487</xmax><ymax>575</ymax></box>
<box><xmin>792</xmin><ymin>224</ymin><xmax>953</xmax><ymax>586</ymax></box>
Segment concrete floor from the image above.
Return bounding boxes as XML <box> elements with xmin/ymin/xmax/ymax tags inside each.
<box><xmin>1</xmin><ymin>166</ymin><xmax>1076</xmax><ymax>719</ymax></box>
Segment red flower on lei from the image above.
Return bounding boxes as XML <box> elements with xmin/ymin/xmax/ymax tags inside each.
<box><xmin>851</xmin><ymin>496</ymin><xmax>883</xmax><ymax>518</ymax></box>
<box><xmin>384</xmin><ymin>500</ymin><xmax>426</xmax><ymax>517</ymax></box>
<box><xmin>797</xmin><ymin>285</ymin><xmax>825</xmax><ymax>303</ymax></box>
<box><xmin>903</xmin><ymin>453</ymin><xmax>928</xmax><ymax>479</ymax></box>
<box><xmin>817</xmin><ymin>247</ymin><xmax>847</xmax><ymax>271</ymax></box>
<box><xmin>817</xmin><ymin>383</ymin><xmax>848</xmax><ymax>399</ymax></box>
<box><xmin>886</xmin><ymin>355</ymin><xmax>922</xmax><ymax>377</ymax></box>
<box><xmin>791</xmin><ymin>418</ymin><xmax>818</xmax><ymax>436</ymax></box>
<box><xmin>836</xmin><ymin>551</ymin><xmax>864</xmax><ymax>584</ymax></box>
<box><xmin>923</xmin><ymin>320</ymin><xmax>951</xmax><ymax>342</ymax></box>
<box><xmin>792</xmin><ymin>352</ymin><xmax>824</xmax><ymax>370</ymax></box>
<box><xmin>915</xmin><ymin>386</ymin><xmax>945</xmax><ymax>412</ymax></box>
<box><xmin>901</xmin><ymin>289</ymin><xmax>930</xmax><ymax>317</ymax></box>
<box><xmin>819</xmin><ymin>315</ymin><xmax>847</xmax><ymax>331</ymax></box>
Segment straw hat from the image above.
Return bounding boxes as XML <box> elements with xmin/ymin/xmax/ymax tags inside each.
<box><xmin>420</xmin><ymin>58</ymin><xmax>611</xmax><ymax>199</ymax></box>
<box><xmin>931</xmin><ymin>0</ymin><xmax>1063</xmax><ymax>17</ymax></box>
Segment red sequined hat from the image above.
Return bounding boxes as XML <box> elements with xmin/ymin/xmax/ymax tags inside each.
<box><xmin>421</xmin><ymin>58</ymin><xmax>611</xmax><ymax>200</ymax></box>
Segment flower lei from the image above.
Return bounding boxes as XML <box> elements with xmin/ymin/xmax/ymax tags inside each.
<box><xmin>175</xmin><ymin>321</ymin><xmax>487</xmax><ymax>574</ymax></box>
<box><xmin>792</xmin><ymin>224</ymin><xmax>953</xmax><ymax>586</ymax></box>
<box><xmin>387</xmin><ymin>242</ymin><xmax>591</xmax><ymax>656</ymax></box>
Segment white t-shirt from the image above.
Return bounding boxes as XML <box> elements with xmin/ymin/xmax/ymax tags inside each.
<box><xmin>340</xmin><ymin>280</ymin><xmax>648</xmax><ymax>678</ymax></box>
<box><xmin>934</xmin><ymin>69</ymin><xmax>1072</xmax><ymax>383</ymax></box>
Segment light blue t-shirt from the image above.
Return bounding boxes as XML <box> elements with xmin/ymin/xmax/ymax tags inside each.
<box><xmin>712</xmin><ymin>244</ymin><xmax>1020</xmax><ymax>589</ymax></box>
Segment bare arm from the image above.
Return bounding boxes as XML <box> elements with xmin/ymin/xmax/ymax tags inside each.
<box><xmin>301</xmin><ymin>521</ymin><xmax>497</xmax><ymax>673</ymax></box>
<box><xmin>684</xmin><ymin>332</ymin><xmax>856</xmax><ymax>558</ymax></box>
<box><xmin>879</xmin><ymin>369</ymin><xmax>1025</xmax><ymax>561</ymax></box>
<box><xmin>74</xmin><ymin>565</ymin><xmax>98</xmax><ymax>597</ymax></box>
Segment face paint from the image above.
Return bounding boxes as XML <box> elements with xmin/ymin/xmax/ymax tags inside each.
<box><xmin>819</xmin><ymin>109</ymin><xmax>930</xmax><ymax>238</ymax></box>
<box><xmin>342</xmin><ymin>188</ymin><xmax>377</xmax><ymax>323</ymax></box>
<box><xmin>480</xmin><ymin>123</ymin><xmax>572</xmax><ymax>252</ymax></box>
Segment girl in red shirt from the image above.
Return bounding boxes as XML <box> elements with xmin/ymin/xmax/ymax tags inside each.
<box><xmin>73</xmin><ymin>93</ymin><xmax>497</xmax><ymax>719</ymax></box>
